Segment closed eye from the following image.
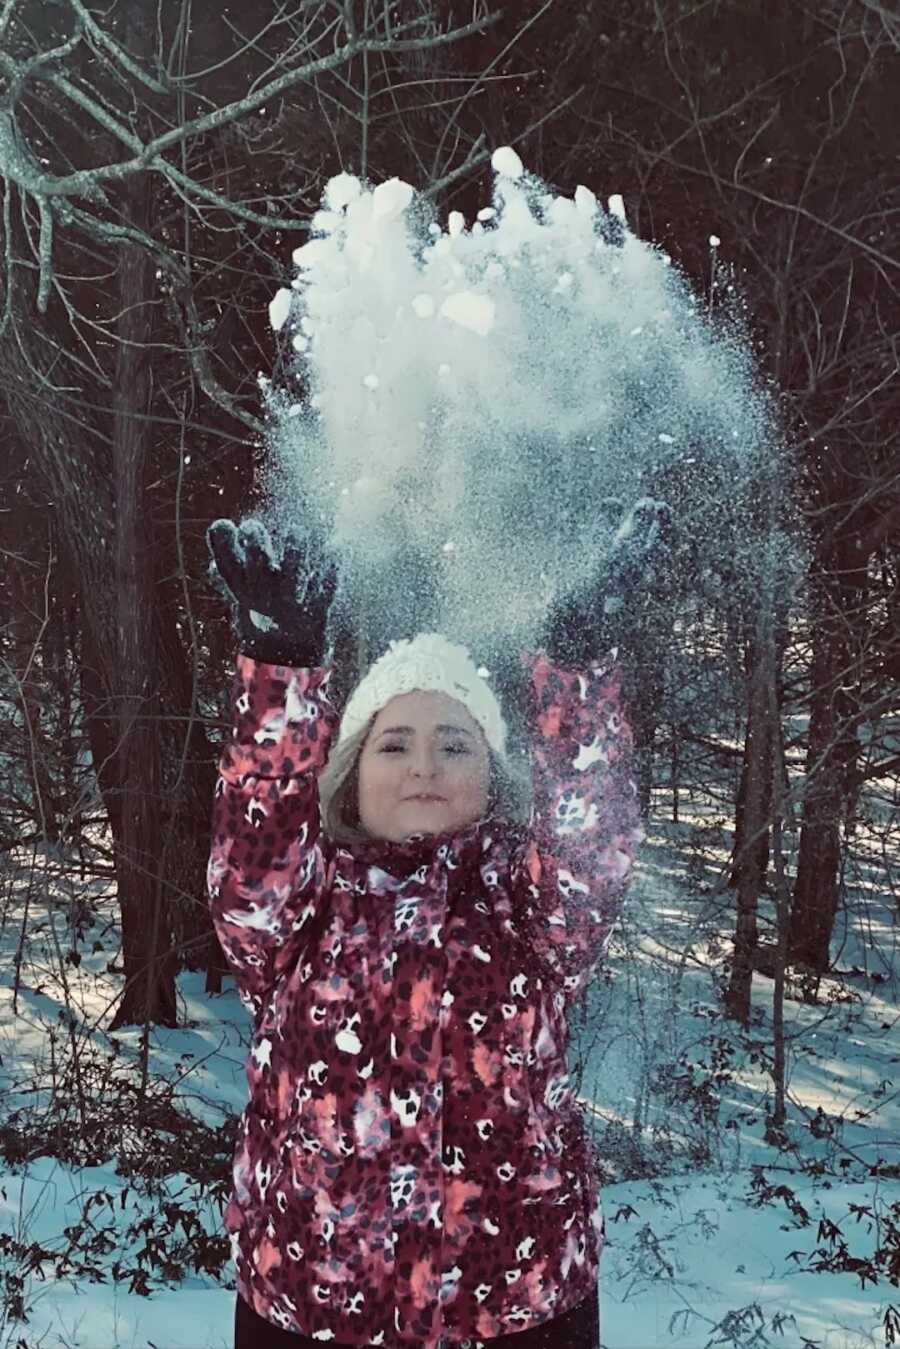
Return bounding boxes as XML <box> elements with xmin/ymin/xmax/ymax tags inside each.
<box><xmin>379</xmin><ymin>744</ymin><xmax>470</xmax><ymax>755</ymax></box>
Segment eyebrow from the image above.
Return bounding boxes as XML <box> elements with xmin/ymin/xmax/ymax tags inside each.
<box><xmin>376</xmin><ymin>724</ymin><xmax>474</xmax><ymax>739</ymax></box>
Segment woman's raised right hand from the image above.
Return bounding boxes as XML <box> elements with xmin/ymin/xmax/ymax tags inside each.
<box><xmin>206</xmin><ymin>517</ymin><xmax>337</xmax><ymax>667</ymax></box>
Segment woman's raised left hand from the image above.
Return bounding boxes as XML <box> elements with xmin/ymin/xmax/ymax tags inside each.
<box><xmin>543</xmin><ymin>497</ymin><xmax>672</xmax><ymax>666</ymax></box>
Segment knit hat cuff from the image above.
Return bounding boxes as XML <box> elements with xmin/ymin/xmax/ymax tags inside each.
<box><xmin>336</xmin><ymin>632</ymin><xmax>508</xmax><ymax>758</ymax></box>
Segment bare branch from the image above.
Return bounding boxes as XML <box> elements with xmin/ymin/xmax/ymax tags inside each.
<box><xmin>856</xmin><ymin>0</ymin><xmax>900</xmax><ymax>47</ymax></box>
<box><xmin>0</xmin><ymin>0</ymin><xmax>19</xmax><ymax>43</ymax></box>
<box><xmin>632</xmin><ymin>136</ymin><xmax>900</xmax><ymax>274</ymax></box>
<box><xmin>66</xmin><ymin>0</ymin><xmax>171</xmax><ymax>95</ymax></box>
<box><xmin>424</xmin><ymin>84</ymin><xmax>586</xmax><ymax>201</ymax></box>
<box><xmin>0</xmin><ymin>5</ymin><xmax>497</xmax><ymax>243</ymax></box>
<box><xmin>61</xmin><ymin>204</ymin><xmax>262</xmax><ymax>432</ymax></box>
<box><xmin>429</xmin><ymin>0</ymin><xmax>555</xmax><ymax>182</ymax></box>
<box><xmin>36</xmin><ymin>194</ymin><xmax>51</xmax><ymax>311</ymax></box>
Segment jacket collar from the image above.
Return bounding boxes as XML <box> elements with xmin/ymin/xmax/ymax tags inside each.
<box><xmin>342</xmin><ymin>817</ymin><xmax>489</xmax><ymax>873</ymax></box>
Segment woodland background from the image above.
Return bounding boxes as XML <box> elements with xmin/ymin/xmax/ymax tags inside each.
<box><xmin>0</xmin><ymin>0</ymin><xmax>898</xmax><ymax>1339</ymax></box>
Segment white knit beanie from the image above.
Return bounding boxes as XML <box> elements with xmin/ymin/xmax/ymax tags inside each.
<box><xmin>337</xmin><ymin>632</ymin><xmax>508</xmax><ymax>758</ymax></box>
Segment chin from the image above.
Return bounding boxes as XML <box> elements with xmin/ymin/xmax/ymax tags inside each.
<box><xmin>400</xmin><ymin>801</ymin><xmax>446</xmax><ymax>825</ymax></box>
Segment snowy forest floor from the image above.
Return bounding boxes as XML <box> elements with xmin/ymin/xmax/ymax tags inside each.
<box><xmin>0</xmin><ymin>792</ymin><xmax>898</xmax><ymax>1349</ymax></box>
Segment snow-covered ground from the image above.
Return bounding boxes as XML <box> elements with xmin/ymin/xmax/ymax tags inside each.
<box><xmin>1</xmin><ymin>796</ymin><xmax>897</xmax><ymax>1349</ymax></box>
<box><xmin>582</xmin><ymin>805</ymin><xmax>900</xmax><ymax>1348</ymax></box>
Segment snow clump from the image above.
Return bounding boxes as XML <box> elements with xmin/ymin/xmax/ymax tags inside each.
<box><xmin>268</xmin><ymin>288</ymin><xmax>293</xmax><ymax>332</ymax></box>
<box><xmin>260</xmin><ymin>148</ymin><xmax>777</xmax><ymax>665</ymax></box>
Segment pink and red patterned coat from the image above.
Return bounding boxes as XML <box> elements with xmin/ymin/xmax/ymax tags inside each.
<box><xmin>207</xmin><ymin>650</ymin><xmax>643</xmax><ymax>1347</ymax></box>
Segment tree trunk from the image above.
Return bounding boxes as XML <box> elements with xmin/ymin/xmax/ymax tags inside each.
<box><xmin>108</xmin><ymin>159</ymin><xmax>177</xmax><ymax>1030</ymax></box>
<box><xmin>765</xmin><ymin>669</ymin><xmax>791</xmax><ymax>1143</ymax></box>
<box><xmin>725</xmin><ymin>632</ymin><xmax>774</xmax><ymax>1024</ymax></box>
<box><xmin>731</xmin><ymin>636</ymin><xmax>774</xmax><ymax>894</ymax></box>
<box><xmin>788</xmin><ymin>554</ymin><xmax>859</xmax><ymax>973</ymax></box>
<box><xmin>9</xmin><ymin>538</ymin><xmax>61</xmax><ymax>845</ymax></box>
<box><xmin>47</xmin><ymin>582</ymin><xmax>83</xmax><ymax>845</ymax></box>
<box><xmin>0</xmin><ymin>272</ymin><xmax>121</xmax><ymax>850</ymax></box>
<box><xmin>152</xmin><ymin>565</ymin><xmax>221</xmax><ymax>975</ymax></box>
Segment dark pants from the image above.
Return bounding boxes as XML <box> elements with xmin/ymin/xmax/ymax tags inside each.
<box><xmin>235</xmin><ymin>1287</ymin><xmax>599</xmax><ymax>1347</ymax></box>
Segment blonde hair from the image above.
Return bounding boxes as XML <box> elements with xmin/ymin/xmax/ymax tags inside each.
<box><xmin>318</xmin><ymin>715</ymin><xmax>531</xmax><ymax>847</ymax></box>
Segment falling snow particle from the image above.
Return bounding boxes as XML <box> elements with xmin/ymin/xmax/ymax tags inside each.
<box><xmin>442</xmin><ymin>541</ymin><xmax>456</xmax><ymax>553</ymax></box>
<box><xmin>371</xmin><ymin>177</ymin><xmax>414</xmax><ymax>221</ymax></box>
<box><xmin>311</xmin><ymin>210</ymin><xmax>343</xmax><ymax>235</ymax></box>
<box><xmin>439</xmin><ymin>292</ymin><xmax>495</xmax><ymax>337</ymax></box>
<box><xmin>269</xmin><ymin>288</ymin><xmax>293</xmax><ymax>331</ymax></box>
<box><xmin>659</xmin><ymin>433</ymin><xmax>675</xmax><ymax>444</ymax></box>
<box><xmin>709</xmin><ymin>234</ymin><xmax>721</xmax><ymax>248</ymax></box>
<box><xmin>491</xmin><ymin>146</ymin><xmax>524</xmax><ymax>179</ymax></box>
<box><xmin>292</xmin><ymin>239</ymin><xmax>330</xmax><ymax>269</ymax></box>
<box><xmin>575</xmin><ymin>185</ymin><xmax>597</xmax><ymax>215</ymax></box>
<box><xmin>325</xmin><ymin>172</ymin><xmax>361</xmax><ymax>210</ymax></box>
<box><xmin>364</xmin><ymin>374</ymin><xmax>380</xmax><ymax>390</ymax></box>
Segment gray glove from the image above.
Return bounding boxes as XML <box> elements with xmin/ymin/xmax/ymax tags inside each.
<box><xmin>206</xmin><ymin>518</ymin><xmax>336</xmax><ymax>667</ymax></box>
<box><xmin>545</xmin><ymin>497</ymin><xmax>672</xmax><ymax>665</ymax></box>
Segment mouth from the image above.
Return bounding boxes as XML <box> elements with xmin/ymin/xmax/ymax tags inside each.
<box><xmin>405</xmin><ymin>795</ymin><xmax>446</xmax><ymax>804</ymax></box>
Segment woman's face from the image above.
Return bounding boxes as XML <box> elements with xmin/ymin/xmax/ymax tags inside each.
<box><xmin>357</xmin><ymin>690</ymin><xmax>491</xmax><ymax>843</ymax></box>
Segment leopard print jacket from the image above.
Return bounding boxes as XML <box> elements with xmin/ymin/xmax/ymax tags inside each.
<box><xmin>207</xmin><ymin>650</ymin><xmax>642</xmax><ymax>1346</ymax></box>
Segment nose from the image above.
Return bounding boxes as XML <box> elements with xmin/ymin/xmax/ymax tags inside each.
<box><xmin>408</xmin><ymin>742</ymin><xmax>440</xmax><ymax>779</ymax></box>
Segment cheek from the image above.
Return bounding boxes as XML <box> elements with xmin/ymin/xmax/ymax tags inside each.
<box><xmin>456</xmin><ymin>757</ymin><xmax>490</xmax><ymax>800</ymax></box>
<box><xmin>359</xmin><ymin>754</ymin><xmax>390</xmax><ymax>793</ymax></box>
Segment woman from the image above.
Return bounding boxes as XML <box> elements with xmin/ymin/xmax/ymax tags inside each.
<box><xmin>206</xmin><ymin>518</ymin><xmax>645</xmax><ymax>1349</ymax></box>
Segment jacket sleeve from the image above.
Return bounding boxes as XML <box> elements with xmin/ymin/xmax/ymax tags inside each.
<box><xmin>509</xmin><ymin>650</ymin><xmax>644</xmax><ymax>1002</ymax></box>
<box><xmin>206</xmin><ymin>656</ymin><xmax>340</xmax><ymax>1017</ymax></box>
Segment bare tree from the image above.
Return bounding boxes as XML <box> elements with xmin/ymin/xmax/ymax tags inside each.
<box><xmin>587</xmin><ymin>0</ymin><xmax>900</xmax><ymax>999</ymax></box>
<box><xmin>0</xmin><ymin>0</ymin><xmax>503</xmax><ymax>1028</ymax></box>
